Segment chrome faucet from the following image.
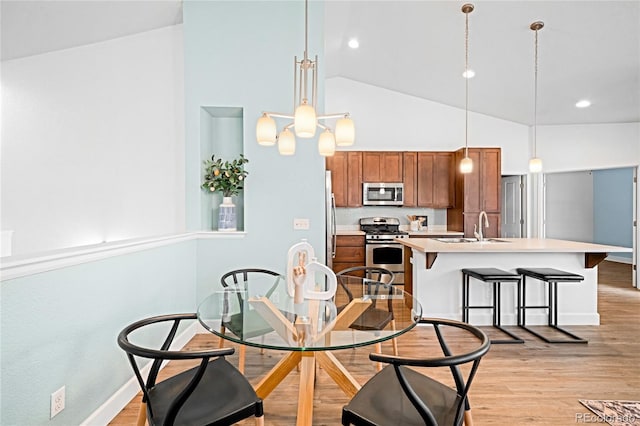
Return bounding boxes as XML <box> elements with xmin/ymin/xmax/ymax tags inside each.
<box><xmin>475</xmin><ymin>211</ymin><xmax>489</xmax><ymax>241</ymax></box>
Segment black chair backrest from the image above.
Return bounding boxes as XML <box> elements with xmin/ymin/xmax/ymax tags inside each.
<box><xmin>220</xmin><ymin>268</ymin><xmax>281</xmax><ymax>313</ymax></box>
<box><xmin>336</xmin><ymin>266</ymin><xmax>395</xmax><ymax>310</ymax></box>
<box><xmin>117</xmin><ymin>313</ymin><xmax>235</xmax><ymax>424</ymax></box>
<box><xmin>370</xmin><ymin>318</ymin><xmax>491</xmax><ymax>425</ymax></box>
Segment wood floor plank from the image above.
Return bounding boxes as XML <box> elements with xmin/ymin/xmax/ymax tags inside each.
<box><xmin>109</xmin><ymin>261</ymin><xmax>639</xmax><ymax>425</ymax></box>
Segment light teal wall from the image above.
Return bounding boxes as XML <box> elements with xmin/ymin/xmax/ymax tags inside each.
<box><xmin>0</xmin><ymin>241</ymin><xmax>197</xmax><ymax>425</ymax></box>
<box><xmin>184</xmin><ymin>0</ymin><xmax>327</xmax><ymax>300</ymax></box>
<box><xmin>2</xmin><ymin>2</ymin><xmax>330</xmax><ymax>423</ymax></box>
<box><xmin>593</xmin><ymin>167</ymin><xmax>634</xmax><ymax>259</ymax></box>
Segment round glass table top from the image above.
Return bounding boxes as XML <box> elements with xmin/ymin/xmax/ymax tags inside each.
<box><xmin>197</xmin><ymin>274</ymin><xmax>423</xmax><ymax>351</ymax></box>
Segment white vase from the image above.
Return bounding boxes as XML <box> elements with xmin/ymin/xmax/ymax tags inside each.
<box><xmin>218</xmin><ymin>196</ymin><xmax>237</xmax><ymax>231</ymax></box>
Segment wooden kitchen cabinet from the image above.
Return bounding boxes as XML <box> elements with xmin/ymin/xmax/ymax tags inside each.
<box><xmin>416</xmin><ymin>152</ymin><xmax>454</xmax><ymax>208</ymax></box>
<box><xmin>326</xmin><ymin>151</ymin><xmax>362</xmax><ymax>207</ymax></box>
<box><xmin>403</xmin><ymin>152</ymin><xmax>417</xmax><ymax>207</ymax></box>
<box><xmin>362</xmin><ymin>152</ymin><xmax>403</xmax><ymax>182</ymax></box>
<box><xmin>332</xmin><ymin>235</ymin><xmax>365</xmax><ymax>275</ymax></box>
<box><xmin>448</xmin><ymin>148</ymin><xmax>502</xmax><ymax>238</ymax></box>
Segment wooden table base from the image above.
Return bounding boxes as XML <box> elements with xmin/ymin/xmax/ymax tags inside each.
<box><xmin>254</xmin><ymin>350</ymin><xmax>362</xmax><ymax>426</ymax></box>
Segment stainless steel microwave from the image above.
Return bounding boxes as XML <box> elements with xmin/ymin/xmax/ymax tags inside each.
<box><xmin>363</xmin><ymin>182</ymin><xmax>404</xmax><ymax>206</ymax></box>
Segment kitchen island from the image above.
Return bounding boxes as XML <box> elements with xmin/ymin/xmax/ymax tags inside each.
<box><xmin>398</xmin><ymin>238</ymin><xmax>633</xmax><ymax>326</ymax></box>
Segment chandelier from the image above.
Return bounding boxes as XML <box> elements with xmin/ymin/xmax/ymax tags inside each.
<box><xmin>255</xmin><ymin>0</ymin><xmax>355</xmax><ymax>157</ymax></box>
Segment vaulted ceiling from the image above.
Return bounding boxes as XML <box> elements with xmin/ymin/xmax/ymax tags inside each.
<box><xmin>2</xmin><ymin>0</ymin><xmax>638</xmax><ymax>126</ymax></box>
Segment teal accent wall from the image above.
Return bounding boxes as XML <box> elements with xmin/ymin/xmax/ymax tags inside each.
<box><xmin>0</xmin><ymin>241</ymin><xmax>197</xmax><ymax>425</ymax></box>
<box><xmin>184</xmin><ymin>0</ymin><xmax>327</xmax><ymax>296</ymax></box>
<box><xmin>593</xmin><ymin>167</ymin><xmax>634</xmax><ymax>259</ymax></box>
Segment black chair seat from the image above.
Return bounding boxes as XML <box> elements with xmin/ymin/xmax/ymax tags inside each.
<box><xmin>349</xmin><ymin>307</ymin><xmax>394</xmax><ymax>331</ymax></box>
<box><xmin>148</xmin><ymin>357</ymin><xmax>261</xmax><ymax>426</ymax></box>
<box><xmin>461</xmin><ymin>268</ymin><xmax>521</xmax><ymax>282</ymax></box>
<box><xmin>223</xmin><ymin>309</ymin><xmax>274</xmax><ymax>340</ymax></box>
<box><xmin>516</xmin><ymin>268</ymin><xmax>584</xmax><ymax>282</ymax></box>
<box><xmin>343</xmin><ymin>364</ymin><xmax>461</xmax><ymax>426</ymax></box>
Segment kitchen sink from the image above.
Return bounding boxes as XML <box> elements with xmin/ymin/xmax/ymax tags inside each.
<box><xmin>435</xmin><ymin>238</ymin><xmax>510</xmax><ymax>244</ymax></box>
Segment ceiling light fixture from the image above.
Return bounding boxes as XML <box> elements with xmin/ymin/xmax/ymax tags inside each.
<box><xmin>529</xmin><ymin>21</ymin><xmax>544</xmax><ymax>173</ymax></box>
<box><xmin>575</xmin><ymin>99</ymin><xmax>591</xmax><ymax>108</ymax></box>
<box><xmin>459</xmin><ymin>3</ymin><xmax>474</xmax><ymax>174</ymax></box>
<box><xmin>256</xmin><ymin>0</ymin><xmax>355</xmax><ymax>157</ymax></box>
<box><xmin>348</xmin><ymin>38</ymin><xmax>360</xmax><ymax>49</ymax></box>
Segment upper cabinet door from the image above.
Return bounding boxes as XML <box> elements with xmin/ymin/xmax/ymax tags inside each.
<box><xmin>416</xmin><ymin>152</ymin><xmax>435</xmax><ymax>206</ymax></box>
<box><xmin>403</xmin><ymin>152</ymin><xmax>417</xmax><ymax>207</ymax></box>
<box><xmin>347</xmin><ymin>151</ymin><xmax>363</xmax><ymax>207</ymax></box>
<box><xmin>362</xmin><ymin>152</ymin><xmax>403</xmax><ymax>182</ymax></box>
<box><xmin>326</xmin><ymin>152</ymin><xmax>348</xmax><ymax>207</ymax></box>
<box><xmin>326</xmin><ymin>151</ymin><xmax>362</xmax><ymax>207</ymax></box>
<box><xmin>417</xmin><ymin>152</ymin><xmax>454</xmax><ymax>208</ymax></box>
<box><xmin>433</xmin><ymin>152</ymin><xmax>454</xmax><ymax>208</ymax></box>
<box><xmin>463</xmin><ymin>149</ymin><xmax>483</xmax><ymax>212</ymax></box>
<box><xmin>480</xmin><ymin>148</ymin><xmax>501</xmax><ymax>213</ymax></box>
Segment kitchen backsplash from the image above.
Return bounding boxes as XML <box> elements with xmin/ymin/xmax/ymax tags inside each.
<box><xmin>336</xmin><ymin>207</ymin><xmax>447</xmax><ymax>228</ymax></box>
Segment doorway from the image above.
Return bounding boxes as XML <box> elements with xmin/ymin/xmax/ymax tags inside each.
<box><xmin>543</xmin><ymin>167</ymin><xmax>637</xmax><ymax>288</ymax></box>
<box><xmin>501</xmin><ymin>175</ymin><xmax>526</xmax><ymax>238</ymax></box>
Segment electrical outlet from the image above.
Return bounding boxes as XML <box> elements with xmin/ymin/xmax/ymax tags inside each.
<box><xmin>293</xmin><ymin>218</ymin><xmax>310</xmax><ymax>230</ymax></box>
<box><xmin>50</xmin><ymin>386</ymin><xmax>65</xmax><ymax>418</ymax></box>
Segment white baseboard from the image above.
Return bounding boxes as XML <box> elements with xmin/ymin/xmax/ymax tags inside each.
<box><xmin>80</xmin><ymin>322</ymin><xmax>198</xmax><ymax>426</ymax></box>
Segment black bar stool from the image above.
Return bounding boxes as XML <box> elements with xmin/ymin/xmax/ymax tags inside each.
<box><xmin>516</xmin><ymin>267</ymin><xmax>587</xmax><ymax>344</ymax></box>
<box><xmin>462</xmin><ymin>268</ymin><xmax>524</xmax><ymax>344</ymax></box>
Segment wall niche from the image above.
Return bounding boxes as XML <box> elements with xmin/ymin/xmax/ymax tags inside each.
<box><xmin>200</xmin><ymin>106</ymin><xmax>245</xmax><ymax>231</ymax></box>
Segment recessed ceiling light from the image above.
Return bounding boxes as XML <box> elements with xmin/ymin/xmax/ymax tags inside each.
<box><xmin>462</xmin><ymin>69</ymin><xmax>475</xmax><ymax>79</ymax></box>
<box><xmin>575</xmin><ymin>100</ymin><xmax>591</xmax><ymax>108</ymax></box>
<box><xmin>348</xmin><ymin>38</ymin><xmax>359</xmax><ymax>49</ymax></box>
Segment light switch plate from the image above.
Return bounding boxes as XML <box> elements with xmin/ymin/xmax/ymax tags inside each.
<box><xmin>293</xmin><ymin>218</ymin><xmax>310</xmax><ymax>230</ymax></box>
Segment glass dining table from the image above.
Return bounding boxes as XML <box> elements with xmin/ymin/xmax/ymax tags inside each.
<box><xmin>197</xmin><ymin>273</ymin><xmax>423</xmax><ymax>426</ymax></box>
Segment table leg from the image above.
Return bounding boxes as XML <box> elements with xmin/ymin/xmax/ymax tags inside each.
<box><xmin>315</xmin><ymin>351</ymin><xmax>361</xmax><ymax>398</ymax></box>
<box><xmin>296</xmin><ymin>352</ymin><xmax>316</xmax><ymax>426</ymax></box>
<box><xmin>254</xmin><ymin>351</ymin><xmax>302</xmax><ymax>399</ymax></box>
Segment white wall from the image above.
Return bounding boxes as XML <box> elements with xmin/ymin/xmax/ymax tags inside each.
<box><xmin>544</xmin><ymin>171</ymin><xmax>594</xmax><ymax>242</ymax></box>
<box><xmin>326</xmin><ymin>77</ymin><xmax>530</xmax><ymax>174</ymax></box>
<box><xmin>1</xmin><ymin>26</ymin><xmax>185</xmax><ymax>256</ymax></box>
<box><xmin>537</xmin><ymin>122</ymin><xmax>640</xmax><ymax>172</ymax></box>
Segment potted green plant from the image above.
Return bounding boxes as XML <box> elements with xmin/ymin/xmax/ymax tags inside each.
<box><xmin>202</xmin><ymin>154</ymin><xmax>249</xmax><ymax>231</ymax></box>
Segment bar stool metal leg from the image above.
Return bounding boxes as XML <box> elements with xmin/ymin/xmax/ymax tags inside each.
<box><xmin>461</xmin><ymin>270</ymin><xmax>523</xmax><ymax>344</ymax></box>
<box><xmin>518</xmin><ymin>275</ymin><xmax>587</xmax><ymax>344</ymax></box>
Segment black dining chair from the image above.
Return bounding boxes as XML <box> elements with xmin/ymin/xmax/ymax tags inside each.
<box><xmin>219</xmin><ymin>268</ymin><xmax>284</xmax><ymax>373</ymax></box>
<box><xmin>336</xmin><ymin>266</ymin><xmax>397</xmax><ymax>369</ymax></box>
<box><xmin>342</xmin><ymin>318</ymin><xmax>490</xmax><ymax>426</ymax></box>
<box><xmin>117</xmin><ymin>313</ymin><xmax>264</xmax><ymax>426</ymax></box>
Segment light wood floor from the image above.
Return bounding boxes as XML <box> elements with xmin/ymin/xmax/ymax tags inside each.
<box><xmin>110</xmin><ymin>261</ymin><xmax>639</xmax><ymax>425</ymax></box>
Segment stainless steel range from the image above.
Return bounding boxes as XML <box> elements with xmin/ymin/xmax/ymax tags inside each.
<box><xmin>360</xmin><ymin>217</ymin><xmax>409</xmax><ymax>286</ymax></box>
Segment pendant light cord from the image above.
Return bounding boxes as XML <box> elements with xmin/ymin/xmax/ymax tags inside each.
<box><xmin>533</xmin><ymin>27</ymin><xmax>539</xmax><ymax>158</ymax></box>
<box><xmin>464</xmin><ymin>8</ymin><xmax>470</xmax><ymax>157</ymax></box>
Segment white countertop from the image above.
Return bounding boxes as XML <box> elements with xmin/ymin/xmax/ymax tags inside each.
<box><xmin>397</xmin><ymin>237</ymin><xmax>633</xmax><ymax>253</ymax></box>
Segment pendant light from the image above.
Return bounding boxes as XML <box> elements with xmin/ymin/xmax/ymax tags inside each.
<box><xmin>256</xmin><ymin>0</ymin><xmax>354</xmax><ymax>156</ymax></box>
<box><xmin>460</xmin><ymin>3</ymin><xmax>474</xmax><ymax>174</ymax></box>
<box><xmin>529</xmin><ymin>21</ymin><xmax>544</xmax><ymax>173</ymax></box>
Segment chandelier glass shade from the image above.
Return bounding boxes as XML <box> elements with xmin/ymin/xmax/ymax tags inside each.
<box><xmin>256</xmin><ymin>0</ymin><xmax>354</xmax><ymax>156</ymax></box>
